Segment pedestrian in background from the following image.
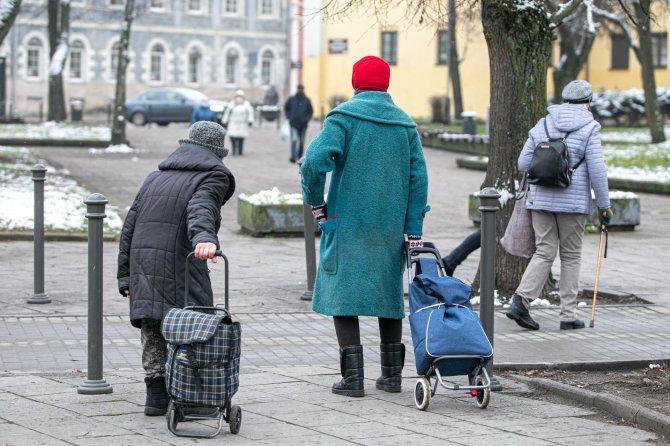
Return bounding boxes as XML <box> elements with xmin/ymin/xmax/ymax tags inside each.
<box><xmin>223</xmin><ymin>90</ymin><xmax>254</xmax><ymax>156</ymax></box>
<box><xmin>190</xmin><ymin>97</ymin><xmax>218</xmax><ymax>125</ymax></box>
<box><xmin>263</xmin><ymin>85</ymin><xmax>279</xmax><ymax>106</ymax></box>
<box><xmin>301</xmin><ymin>55</ymin><xmax>429</xmax><ymax>397</ymax></box>
<box><xmin>506</xmin><ymin>80</ymin><xmax>612</xmax><ymax>331</ymax></box>
<box><xmin>284</xmin><ymin>84</ymin><xmax>313</xmax><ymax>163</ymax></box>
<box><xmin>117</xmin><ymin>121</ymin><xmax>235</xmax><ymax>416</ymax></box>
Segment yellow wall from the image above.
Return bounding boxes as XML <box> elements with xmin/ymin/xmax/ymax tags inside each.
<box><xmin>305</xmin><ymin>3</ymin><xmax>670</xmax><ymax>121</ymax></box>
<box><xmin>303</xmin><ymin>7</ymin><xmax>491</xmax><ymax>120</ymax></box>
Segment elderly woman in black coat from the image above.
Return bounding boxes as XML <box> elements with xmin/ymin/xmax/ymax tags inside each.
<box><xmin>117</xmin><ymin>121</ymin><xmax>235</xmax><ymax>416</ymax></box>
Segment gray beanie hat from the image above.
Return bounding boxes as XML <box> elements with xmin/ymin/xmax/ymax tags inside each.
<box><xmin>179</xmin><ymin>121</ymin><xmax>229</xmax><ymax>157</ymax></box>
<box><xmin>562</xmin><ymin>80</ymin><xmax>593</xmax><ymax>104</ymax></box>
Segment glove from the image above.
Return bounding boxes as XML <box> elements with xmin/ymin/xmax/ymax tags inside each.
<box><xmin>599</xmin><ymin>208</ymin><xmax>613</xmax><ymax>226</ymax></box>
<box><xmin>407</xmin><ymin>235</ymin><xmax>423</xmax><ymax>249</ymax></box>
<box><xmin>311</xmin><ymin>203</ymin><xmax>327</xmax><ymax>225</ymax></box>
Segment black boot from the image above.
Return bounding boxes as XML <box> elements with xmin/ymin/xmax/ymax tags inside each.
<box><xmin>332</xmin><ymin>345</ymin><xmax>364</xmax><ymax>397</ymax></box>
<box><xmin>505</xmin><ymin>294</ymin><xmax>540</xmax><ymax>330</ymax></box>
<box><xmin>144</xmin><ymin>376</ymin><xmax>170</xmax><ymax>416</ymax></box>
<box><xmin>375</xmin><ymin>343</ymin><xmax>405</xmax><ymax>393</ymax></box>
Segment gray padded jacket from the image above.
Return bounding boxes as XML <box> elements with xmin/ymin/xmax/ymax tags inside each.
<box><xmin>519</xmin><ymin>104</ymin><xmax>610</xmax><ymax>214</ymax></box>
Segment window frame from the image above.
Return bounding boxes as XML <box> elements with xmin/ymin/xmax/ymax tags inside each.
<box><xmin>68</xmin><ymin>40</ymin><xmax>85</xmax><ymax>82</ymax></box>
<box><xmin>260</xmin><ymin>50</ymin><xmax>274</xmax><ymax>85</ymax></box>
<box><xmin>651</xmin><ymin>32</ymin><xmax>667</xmax><ymax>69</ymax></box>
<box><xmin>381</xmin><ymin>31</ymin><xmax>398</xmax><ymax>66</ymax></box>
<box><xmin>26</xmin><ymin>37</ymin><xmax>43</xmax><ymax>81</ymax></box>
<box><xmin>187</xmin><ymin>48</ymin><xmax>202</xmax><ymax>85</ymax></box>
<box><xmin>150</xmin><ymin>44</ymin><xmax>166</xmax><ymax>84</ymax></box>
<box><xmin>225</xmin><ymin>48</ymin><xmax>239</xmax><ymax>86</ymax></box>
<box><xmin>610</xmin><ymin>33</ymin><xmax>629</xmax><ymax>70</ymax></box>
<box><xmin>187</xmin><ymin>0</ymin><xmax>204</xmax><ymax>14</ymax></box>
<box><xmin>109</xmin><ymin>0</ymin><xmax>124</xmax><ymax>8</ymax></box>
<box><xmin>223</xmin><ymin>0</ymin><xmax>243</xmax><ymax>16</ymax></box>
<box><xmin>437</xmin><ymin>30</ymin><xmax>448</xmax><ymax>65</ymax></box>
<box><xmin>258</xmin><ymin>0</ymin><xmax>276</xmax><ymax>18</ymax></box>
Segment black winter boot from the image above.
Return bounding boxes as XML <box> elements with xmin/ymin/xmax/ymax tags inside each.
<box><xmin>375</xmin><ymin>343</ymin><xmax>405</xmax><ymax>393</ymax></box>
<box><xmin>332</xmin><ymin>345</ymin><xmax>364</xmax><ymax>397</ymax></box>
<box><xmin>506</xmin><ymin>294</ymin><xmax>540</xmax><ymax>330</ymax></box>
<box><xmin>144</xmin><ymin>376</ymin><xmax>170</xmax><ymax>416</ymax></box>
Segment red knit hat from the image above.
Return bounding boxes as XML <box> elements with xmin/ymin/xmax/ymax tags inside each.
<box><xmin>351</xmin><ymin>55</ymin><xmax>390</xmax><ymax>92</ymax></box>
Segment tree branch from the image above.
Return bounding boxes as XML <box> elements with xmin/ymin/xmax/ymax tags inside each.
<box><xmin>549</xmin><ymin>0</ymin><xmax>583</xmax><ymax>26</ymax></box>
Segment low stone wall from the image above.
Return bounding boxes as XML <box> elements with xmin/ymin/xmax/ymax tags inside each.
<box><xmin>238</xmin><ymin>197</ymin><xmax>318</xmax><ymax>237</ymax></box>
<box><xmin>468</xmin><ymin>191</ymin><xmax>641</xmax><ymax>230</ymax></box>
<box><xmin>419</xmin><ymin>129</ymin><xmax>489</xmax><ymax>156</ymax></box>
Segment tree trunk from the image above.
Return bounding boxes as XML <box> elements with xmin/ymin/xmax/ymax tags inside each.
<box><xmin>47</xmin><ymin>0</ymin><xmax>69</xmax><ymax>122</ymax></box>
<box><xmin>552</xmin><ymin>25</ymin><xmax>595</xmax><ymax>101</ymax></box>
<box><xmin>634</xmin><ymin>0</ymin><xmax>665</xmax><ymax>143</ymax></box>
<box><xmin>448</xmin><ymin>0</ymin><xmax>464</xmax><ymax>118</ymax></box>
<box><xmin>111</xmin><ymin>0</ymin><xmax>135</xmax><ymax>145</ymax></box>
<box><xmin>0</xmin><ymin>0</ymin><xmax>22</xmax><ymax>47</ymax></box>
<box><xmin>480</xmin><ymin>0</ymin><xmax>554</xmax><ymax>296</ymax></box>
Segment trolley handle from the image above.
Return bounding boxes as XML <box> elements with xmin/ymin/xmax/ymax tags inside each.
<box><xmin>404</xmin><ymin>241</ymin><xmax>448</xmax><ymax>281</ymax></box>
<box><xmin>183</xmin><ymin>305</ymin><xmax>232</xmax><ymax>323</ymax></box>
<box><xmin>184</xmin><ymin>250</ymin><xmax>229</xmax><ymax>310</ymax></box>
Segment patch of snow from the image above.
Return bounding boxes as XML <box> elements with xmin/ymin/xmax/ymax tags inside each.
<box><xmin>530</xmin><ymin>298</ymin><xmax>557</xmax><ymax>308</ymax></box>
<box><xmin>88</xmin><ymin>144</ymin><xmax>133</xmax><ymax>155</ymax></box>
<box><xmin>0</xmin><ymin>122</ymin><xmax>111</xmax><ymax>142</ymax></box>
<box><xmin>0</xmin><ymin>146</ymin><xmax>122</xmax><ymax>233</ymax></box>
<box><xmin>239</xmin><ymin>187</ymin><xmax>303</xmax><ymax>205</ymax></box>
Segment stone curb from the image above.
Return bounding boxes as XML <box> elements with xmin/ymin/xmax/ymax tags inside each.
<box><xmin>495</xmin><ymin>358</ymin><xmax>670</xmax><ymax>372</ymax></box>
<box><xmin>511</xmin><ymin>375</ymin><xmax>670</xmax><ymax>437</ymax></box>
<box><xmin>0</xmin><ymin>231</ymin><xmax>120</xmax><ymax>242</ymax></box>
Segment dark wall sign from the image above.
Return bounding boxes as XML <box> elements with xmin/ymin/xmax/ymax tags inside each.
<box><xmin>328</xmin><ymin>39</ymin><xmax>348</xmax><ymax>55</ymax></box>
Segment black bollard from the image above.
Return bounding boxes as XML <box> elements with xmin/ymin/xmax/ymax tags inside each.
<box><xmin>78</xmin><ymin>193</ymin><xmax>113</xmax><ymax>395</ymax></box>
<box><xmin>28</xmin><ymin>165</ymin><xmax>51</xmax><ymax>304</ymax></box>
<box><xmin>298</xmin><ymin>157</ymin><xmax>316</xmax><ymax>301</ymax></box>
<box><xmin>478</xmin><ymin>187</ymin><xmax>502</xmax><ymax>391</ymax></box>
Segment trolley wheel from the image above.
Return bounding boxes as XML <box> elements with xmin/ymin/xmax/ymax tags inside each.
<box><xmin>166</xmin><ymin>400</ymin><xmax>180</xmax><ymax>430</ymax></box>
<box><xmin>414</xmin><ymin>377</ymin><xmax>431</xmax><ymax>411</ymax></box>
<box><xmin>475</xmin><ymin>376</ymin><xmax>490</xmax><ymax>409</ymax></box>
<box><xmin>229</xmin><ymin>405</ymin><xmax>242</xmax><ymax>434</ymax></box>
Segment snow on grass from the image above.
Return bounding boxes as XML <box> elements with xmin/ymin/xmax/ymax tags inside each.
<box><xmin>0</xmin><ymin>146</ymin><xmax>122</xmax><ymax>233</ymax></box>
<box><xmin>88</xmin><ymin>144</ymin><xmax>133</xmax><ymax>155</ymax></box>
<box><xmin>0</xmin><ymin>122</ymin><xmax>111</xmax><ymax>141</ymax></box>
<box><xmin>239</xmin><ymin>187</ymin><xmax>303</xmax><ymax>205</ymax></box>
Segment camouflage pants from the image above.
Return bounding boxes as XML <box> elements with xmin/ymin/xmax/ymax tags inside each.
<box><xmin>140</xmin><ymin>319</ymin><xmax>167</xmax><ymax>380</ymax></box>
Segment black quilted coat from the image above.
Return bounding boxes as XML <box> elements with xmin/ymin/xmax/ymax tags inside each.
<box><xmin>117</xmin><ymin>143</ymin><xmax>235</xmax><ymax>328</ymax></box>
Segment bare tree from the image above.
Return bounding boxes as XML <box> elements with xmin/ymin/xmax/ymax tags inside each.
<box><xmin>47</xmin><ymin>0</ymin><xmax>69</xmax><ymax>122</ymax></box>
<box><xmin>589</xmin><ymin>0</ymin><xmax>665</xmax><ymax>142</ymax></box>
<box><xmin>110</xmin><ymin>0</ymin><xmax>136</xmax><ymax>145</ymax></box>
<box><xmin>447</xmin><ymin>0</ymin><xmax>464</xmax><ymax>118</ymax></box>
<box><xmin>549</xmin><ymin>1</ymin><xmax>598</xmax><ymax>101</ymax></box>
<box><xmin>0</xmin><ymin>0</ymin><xmax>22</xmax><ymax>46</ymax></box>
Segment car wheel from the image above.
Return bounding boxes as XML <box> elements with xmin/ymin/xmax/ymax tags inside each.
<box><xmin>131</xmin><ymin>112</ymin><xmax>148</xmax><ymax>126</ymax></box>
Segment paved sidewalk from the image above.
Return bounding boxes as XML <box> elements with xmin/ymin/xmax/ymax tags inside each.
<box><xmin>0</xmin><ymin>121</ymin><xmax>669</xmax><ymax>444</ymax></box>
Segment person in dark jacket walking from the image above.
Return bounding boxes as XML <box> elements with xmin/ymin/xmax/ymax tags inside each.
<box><xmin>117</xmin><ymin>121</ymin><xmax>235</xmax><ymax>416</ymax></box>
<box><xmin>190</xmin><ymin>98</ymin><xmax>219</xmax><ymax>125</ymax></box>
<box><xmin>284</xmin><ymin>84</ymin><xmax>313</xmax><ymax>163</ymax></box>
<box><xmin>506</xmin><ymin>80</ymin><xmax>612</xmax><ymax>331</ymax></box>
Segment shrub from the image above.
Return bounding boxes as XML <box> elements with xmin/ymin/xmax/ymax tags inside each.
<box><xmin>590</xmin><ymin>87</ymin><xmax>670</xmax><ymax>126</ymax></box>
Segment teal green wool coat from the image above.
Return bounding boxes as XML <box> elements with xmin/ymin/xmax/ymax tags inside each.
<box><xmin>300</xmin><ymin>91</ymin><xmax>429</xmax><ymax>319</ymax></box>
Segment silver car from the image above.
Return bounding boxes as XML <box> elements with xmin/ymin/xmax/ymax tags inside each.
<box><xmin>125</xmin><ymin>88</ymin><xmax>226</xmax><ymax>126</ymax></box>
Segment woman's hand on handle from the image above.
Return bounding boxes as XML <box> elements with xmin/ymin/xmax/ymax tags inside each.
<box><xmin>194</xmin><ymin>242</ymin><xmax>218</xmax><ymax>263</ymax></box>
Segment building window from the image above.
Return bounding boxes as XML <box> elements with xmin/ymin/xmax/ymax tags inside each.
<box><xmin>27</xmin><ymin>37</ymin><xmax>42</xmax><ymax>79</ymax></box>
<box><xmin>225</xmin><ymin>48</ymin><xmax>238</xmax><ymax>84</ymax></box>
<box><xmin>109</xmin><ymin>0</ymin><xmax>124</xmax><ymax>5</ymax></box>
<box><xmin>437</xmin><ymin>30</ymin><xmax>448</xmax><ymax>65</ymax></box>
<box><xmin>188</xmin><ymin>48</ymin><xmax>201</xmax><ymax>84</ymax></box>
<box><xmin>224</xmin><ymin>0</ymin><xmax>238</xmax><ymax>14</ymax></box>
<box><xmin>611</xmin><ymin>33</ymin><xmax>629</xmax><ymax>70</ymax></box>
<box><xmin>68</xmin><ymin>40</ymin><xmax>84</xmax><ymax>80</ymax></box>
<box><xmin>150</xmin><ymin>44</ymin><xmax>165</xmax><ymax>82</ymax></box>
<box><xmin>150</xmin><ymin>0</ymin><xmax>164</xmax><ymax>9</ymax></box>
<box><xmin>187</xmin><ymin>0</ymin><xmax>201</xmax><ymax>12</ymax></box>
<box><xmin>259</xmin><ymin>0</ymin><xmax>273</xmax><ymax>16</ymax></box>
<box><xmin>652</xmin><ymin>32</ymin><xmax>667</xmax><ymax>69</ymax></box>
<box><xmin>110</xmin><ymin>41</ymin><xmax>120</xmax><ymax>79</ymax></box>
<box><xmin>381</xmin><ymin>31</ymin><xmax>397</xmax><ymax>66</ymax></box>
<box><xmin>261</xmin><ymin>50</ymin><xmax>273</xmax><ymax>85</ymax></box>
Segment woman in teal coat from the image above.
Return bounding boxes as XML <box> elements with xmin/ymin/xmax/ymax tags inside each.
<box><xmin>301</xmin><ymin>55</ymin><xmax>429</xmax><ymax>397</ymax></box>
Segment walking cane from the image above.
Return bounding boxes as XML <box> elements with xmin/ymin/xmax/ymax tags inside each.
<box><xmin>589</xmin><ymin>220</ymin><xmax>608</xmax><ymax>328</ymax></box>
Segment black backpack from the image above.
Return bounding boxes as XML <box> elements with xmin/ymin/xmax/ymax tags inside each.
<box><xmin>527</xmin><ymin>118</ymin><xmax>584</xmax><ymax>188</ymax></box>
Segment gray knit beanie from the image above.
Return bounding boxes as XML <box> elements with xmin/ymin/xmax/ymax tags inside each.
<box><xmin>179</xmin><ymin>121</ymin><xmax>229</xmax><ymax>158</ymax></box>
<box><xmin>562</xmin><ymin>80</ymin><xmax>593</xmax><ymax>104</ymax></box>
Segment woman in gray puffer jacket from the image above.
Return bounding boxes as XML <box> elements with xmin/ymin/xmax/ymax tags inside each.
<box><xmin>506</xmin><ymin>80</ymin><xmax>612</xmax><ymax>331</ymax></box>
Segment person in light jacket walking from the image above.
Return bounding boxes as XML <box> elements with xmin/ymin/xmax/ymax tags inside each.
<box><xmin>301</xmin><ymin>55</ymin><xmax>429</xmax><ymax>397</ymax></box>
<box><xmin>506</xmin><ymin>80</ymin><xmax>612</xmax><ymax>331</ymax></box>
<box><xmin>117</xmin><ymin>121</ymin><xmax>235</xmax><ymax>416</ymax></box>
<box><xmin>223</xmin><ymin>89</ymin><xmax>254</xmax><ymax>155</ymax></box>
